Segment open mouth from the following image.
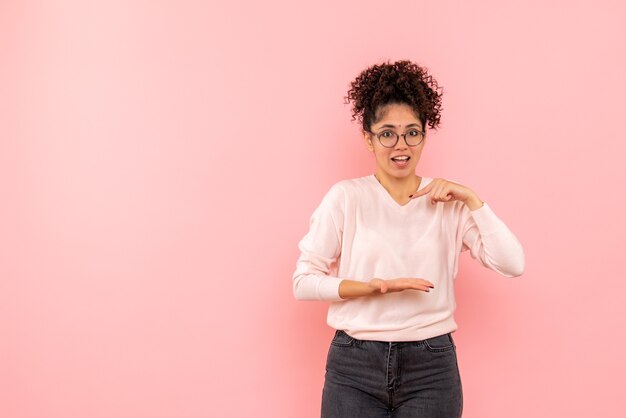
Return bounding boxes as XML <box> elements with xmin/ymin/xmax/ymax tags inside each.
<box><xmin>391</xmin><ymin>155</ymin><xmax>411</xmax><ymax>169</ymax></box>
<box><xmin>391</xmin><ymin>155</ymin><xmax>410</xmax><ymax>168</ymax></box>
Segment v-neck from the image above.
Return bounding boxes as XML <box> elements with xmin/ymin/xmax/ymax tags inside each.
<box><xmin>368</xmin><ymin>174</ymin><xmax>432</xmax><ymax>211</ymax></box>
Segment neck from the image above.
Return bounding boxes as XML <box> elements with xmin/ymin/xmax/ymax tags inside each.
<box><xmin>374</xmin><ymin>171</ymin><xmax>421</xmax><ymax>203</ymax></box>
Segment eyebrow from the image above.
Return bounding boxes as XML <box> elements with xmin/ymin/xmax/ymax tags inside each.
<box><xmin>379</xmin><ymin>123</ymin><xmax>421</xmax><ymax>129</ymax></box>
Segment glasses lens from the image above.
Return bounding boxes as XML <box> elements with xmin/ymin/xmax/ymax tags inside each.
<box><xmin>378</xmin><ymin>132</ymin><xmax>398</xmax><ymax>148</ymax></box>
<box><xmin>405</xmin><ymin>130</ymin><xmax>424</xmax><ymax>146</ymax></box>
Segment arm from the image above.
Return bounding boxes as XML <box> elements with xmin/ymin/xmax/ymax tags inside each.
<box><xmin>408</xmin><ymin>178</ymin><xmax>524</xmax><ymax>276</ymax></box>
<box><xmin>292</xmin><ymin>184</ymin><xmax>346</xmax><ymax>301</ymax></box>
<box><xmin>460</xmin><ymin>201</ymin><xmax>526</xmax><ymax>277</ymax></box>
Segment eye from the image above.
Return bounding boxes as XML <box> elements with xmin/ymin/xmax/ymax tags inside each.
<box><xmin>380</xmin><ymin>131</ymin><xmax>394</xmax><ymax>138</ymax></box>
<box><xmin>407</xmin><ymin>129</ymin><xmax>421</xmax><ymax>137</ymax></box>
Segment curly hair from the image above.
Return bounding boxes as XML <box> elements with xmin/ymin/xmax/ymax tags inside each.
<box><xmin>345</xmin><ymin>60</ymin><xmax>443</xmax><ymax>133</ymax></box>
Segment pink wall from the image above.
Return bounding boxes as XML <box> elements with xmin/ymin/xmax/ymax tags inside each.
<box><xmin>2</xmin><ymin>0</ymin><xmax>625</xmax><ymax>417</ymax></box>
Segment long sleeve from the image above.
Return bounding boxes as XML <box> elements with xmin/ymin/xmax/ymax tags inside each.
<box><xmin>292</xmin><ymin>185</ymin><xmax>346</xmax><ymax>301</ymax></box>
<box><xmin>460</xmin><ymin>202</ymin><xmax>525</xmax><ymax>277</ymax></box>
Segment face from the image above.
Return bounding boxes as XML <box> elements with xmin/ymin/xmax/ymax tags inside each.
<box><xmin>364</xmin><ymin>103</ymin><xmax>425</xmax><ymax>181</ymax></box>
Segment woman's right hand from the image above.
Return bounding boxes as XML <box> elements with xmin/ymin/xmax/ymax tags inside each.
<box><xmin>368</xmin><ymin>278</ymin><xmax>434</xmax><ymax>294</ymax></box>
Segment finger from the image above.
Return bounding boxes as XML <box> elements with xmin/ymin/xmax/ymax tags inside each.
<box><xmin>425</xmin><ymin>182</ymin><xmax>437</xmax><ymax>204</ymax></box>
<box><xmin>399</xmin><ymin>278</ymin><xmax>434</xmax><ymax>287</ymax></box>
<box><xmin>430</xmin><ymin>191</ymin><xmax>439</xmax><ymax>205</ymax></box>
<box><xmin>410</xmin><ymin>280</ymin><xmax>434</xmax><ymax>290</ymax></box>
<box><xmin>441</xmin><ymin>184</ymin><xmax>457</xmax><ymax>202</ymax></box>
<box><xmin>407</xmin><ymin>283</ymin><xmax>432</xmax><ymax>292</ymax></box>
<box><xmin>433</xmin><ymin>183</ymin><xmax>447</xmax><ymax>202</ymax></box>
<box><xmin>397</xmin><ymin>279</ymin><xmax>435</xmax><ymax>291</ymax></box>
<box><xmin>438</xmin><ymin>189</ymin><xmax>454</xmax><ymax>203</ymax></box>
<box><xmin>409</xmin><ymin>182</ymin><xmax>433</xmax><ymax>199</ymax></box>
<box><xmin>436</xmin><ymin>184</ymin><xmax>454</xmax><ymax>204</ymax></box>
<box><xmin>380</xmin><ymin>281</ymin><xmax>388</xmax><ymax>293</ymax></box>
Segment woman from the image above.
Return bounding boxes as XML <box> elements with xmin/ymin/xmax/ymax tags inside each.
<box><xmin>292</xmin><ymin>60</ymin><xmax>525</xmax><ymax>418</ymax></box>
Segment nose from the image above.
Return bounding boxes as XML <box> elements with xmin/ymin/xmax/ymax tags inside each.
<box><xmin>394</xmin><ymin>134</ymin><xmax>408</xmax><ymax>150</ymax></box>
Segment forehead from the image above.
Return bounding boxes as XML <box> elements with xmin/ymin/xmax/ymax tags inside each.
<box><xmin>373</xmin><ymin>103</ymin><xmax>422</xmax><ymax>129</ymax></box>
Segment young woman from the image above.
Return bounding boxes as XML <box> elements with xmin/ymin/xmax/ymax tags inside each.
<box><xmin>292</xmin><ymin>60</ymin><xmax>525</xmax><ymax>418</ymax></box>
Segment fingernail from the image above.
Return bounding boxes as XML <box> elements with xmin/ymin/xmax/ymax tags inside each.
<box><xmin>408</xmin><ymin>194</ymin><xmax>413</xmax><ymax>198</ymax></box>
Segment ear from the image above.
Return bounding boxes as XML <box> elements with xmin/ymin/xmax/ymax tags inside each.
<box><xmin>363</xmin><ymin>131</ymin><xmax>374</xmax><ymax>152</ymax></box>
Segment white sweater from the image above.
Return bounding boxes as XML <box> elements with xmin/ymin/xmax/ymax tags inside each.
<box><xmin>292</xmin><ymin>175</ymin><xmax>525</xmax><ymax>341</ymax></box>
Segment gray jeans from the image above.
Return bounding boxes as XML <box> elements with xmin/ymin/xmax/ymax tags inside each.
<box><xmin>321</xmin><ymin>330</ymin><xmax>463</xmax><ymax>417</ymax></box>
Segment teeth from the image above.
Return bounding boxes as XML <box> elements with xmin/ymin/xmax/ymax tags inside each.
<box><xmin>392</xmin><ymin>156</ymin><xmax>409</xmax><ymax>161</ymax></box>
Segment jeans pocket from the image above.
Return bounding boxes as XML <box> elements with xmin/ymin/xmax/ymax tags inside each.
<box><xmin>330</xmin><ymin>329</ymin><xmax>356</xmax><ymax>347</ymax></box>
<box><xmin>424</xmin><ymin>333</ymin><xmax>456</xmax><ymax>353</ymax></box>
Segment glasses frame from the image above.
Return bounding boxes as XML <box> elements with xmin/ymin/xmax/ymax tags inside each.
<box><xmin>367</xmin><ymin>128</ymin><xmax>425</xmax><ymax>148</ymax></box>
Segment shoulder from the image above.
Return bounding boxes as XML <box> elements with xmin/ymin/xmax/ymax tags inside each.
<box><xmin>315</xmin><ymin>175</ymin><xmax>373</xmax><ymax>210</ymax></box>
<box><xmin>326</xmin><ymin>175</ymin><xmax>374</xmax><ymax>199</ymax></box>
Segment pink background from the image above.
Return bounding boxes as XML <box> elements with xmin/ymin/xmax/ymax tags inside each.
<box><xmin>2</xmin><ymin>0</ymin><xmax>625</xmax><ymax>417</ymax></box>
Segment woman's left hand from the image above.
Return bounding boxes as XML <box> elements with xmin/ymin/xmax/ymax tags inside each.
<box><xmin>409</xmin><ymin>178</ymin><xmax>484</xmax><ymax>210</ymax></box>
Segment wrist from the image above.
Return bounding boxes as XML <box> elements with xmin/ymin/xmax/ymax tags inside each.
<box><xmin>340</xmin><ymin>279</ymin><xmax>381</xmax><ymax>299</ymax></box>
<box><xmin>367</xmin><ymin>279</ymin><xmax>383</xmax><ymax>295</ymax></box>
<box><xmin>463</xmin><ymin>195</ymin><xmax>484</xmax><ymax>211</ymax></box>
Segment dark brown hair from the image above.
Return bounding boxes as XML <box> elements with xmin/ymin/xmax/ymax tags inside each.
<box><xmin>345</xmin><ymin>60</ymin><xmax>443</xmax><ymax>133</ymax></box>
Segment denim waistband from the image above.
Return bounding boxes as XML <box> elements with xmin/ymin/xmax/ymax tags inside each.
<box><xmin>334</xmin><ymin>329</ymin><xmax>455</xmax><ymax>346</ymax></box>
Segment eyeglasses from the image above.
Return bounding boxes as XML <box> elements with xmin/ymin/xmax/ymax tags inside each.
<box><xmin>368</xmin><ymin>129</ymin><xmax>425</xmax><ymax>148</ymax></box>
